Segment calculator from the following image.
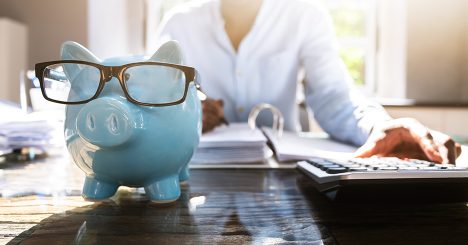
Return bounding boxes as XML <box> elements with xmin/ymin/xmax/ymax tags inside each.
<box><xmin>297</xmin><ymin>157</ymin><xmax>468</xmax><ymax>202</ymax></box>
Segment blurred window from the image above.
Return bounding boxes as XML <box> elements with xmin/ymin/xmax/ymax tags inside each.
<box><xmin>320</xmin><ymin>0</ymin><xmax>376</xmax><ymax>91</ymax></box>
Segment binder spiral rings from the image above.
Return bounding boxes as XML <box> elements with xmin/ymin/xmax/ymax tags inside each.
<box><xmin>248</xmin><ymin>103</ymin><xmax>284</xmax><ymax>138</ymax></box>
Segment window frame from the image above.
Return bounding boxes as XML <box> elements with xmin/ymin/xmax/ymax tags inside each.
<box><xmin>321</xmin><ymin>0</ymin><xmax>378</xmax><ymax>95</ymax></box>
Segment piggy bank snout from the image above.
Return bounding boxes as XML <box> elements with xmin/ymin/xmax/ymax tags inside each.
<box><xmin>76</xmin><ymin>99</ymin><xmax>134</xmax><ymax>147</ymax></box>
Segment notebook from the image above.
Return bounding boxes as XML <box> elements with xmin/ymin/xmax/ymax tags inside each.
<box><xmin>262</xmin><ymin>127</ymin><xmax>357</xmax><ymax>162</ymax></box>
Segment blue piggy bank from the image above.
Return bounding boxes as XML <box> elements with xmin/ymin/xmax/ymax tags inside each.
<box><xmin>62</xmin><ymin>41</ymin><xmax>201</xmax><ymax>203</ymax></box>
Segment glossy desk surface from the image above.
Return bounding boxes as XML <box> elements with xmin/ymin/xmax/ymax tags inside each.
<box><xmin>1</xmin><ymin>156</ymin><xmax>468</xmax><ymax>244</ymax></box>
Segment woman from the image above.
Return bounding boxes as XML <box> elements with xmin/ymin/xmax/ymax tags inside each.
<box><xmin>153</xmin><ymin>0</ymin><xmax>461</xmax><ymax>163</ymax></box>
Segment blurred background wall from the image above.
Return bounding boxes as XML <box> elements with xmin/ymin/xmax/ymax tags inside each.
<box><xmin>0</xmin><ymin>0</ymin><xmax>145</xmax><ymax>104</ymax></box>
<box><xmin>0</xmin><ymin>0</ymin><xmax>88</xmax><ymax>70</ymax></box>
<box><xmin>0</xmin><ymin>0</ymin><xmax>146</xmax><ymax>69</ymax></box>
<box><xmin>406</xmin><ymin>0</ymin><xmax>468</xmax><ymax>103</ymax></box>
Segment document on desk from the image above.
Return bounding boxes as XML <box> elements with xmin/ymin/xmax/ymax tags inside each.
<box><xmin>0</xmin><ymin>100</ymin><xmax>63</xmax><ymax>151</ymax></box>
<box><xmin>262</xmin><ymin>127</ymin><xmax>357</xmax><ymax>162</ymax></box>
<box><xmin>191</xmin><ymin>123</ymin><xmax>273</xmax><ymax>165</ymax></box>
<box><xmin>198</xmin><ymin>123</ymin><xmax>267</xmax><ymax>148</ymax></box>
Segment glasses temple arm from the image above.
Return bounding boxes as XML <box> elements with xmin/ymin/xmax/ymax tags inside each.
<box><xmin>193</xmin><ymin>70</ymin><xmax>204</xmax><ymax>92</ymax></box>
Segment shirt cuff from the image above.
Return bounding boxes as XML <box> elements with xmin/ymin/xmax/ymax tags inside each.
<box><xmin>356</xmin><ymin>108</ymin><xmax>393</xmax><ymax>144</ymax></box>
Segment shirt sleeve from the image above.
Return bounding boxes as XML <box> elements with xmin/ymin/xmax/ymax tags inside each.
<box><xmin>300</xmin><ymin>6</ymin><xmax>392</xmax><ymax>146</ymax></box>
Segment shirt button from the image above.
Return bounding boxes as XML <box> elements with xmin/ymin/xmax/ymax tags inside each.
<box><xmin>237</xmin><ymin>107</ymin><xmax>245</xmax><ymax>113</ymax></box>
<box><xmin>236</xmin><ymin>70</ymin><xmax>242</xmax><ymax>76</ymax></box>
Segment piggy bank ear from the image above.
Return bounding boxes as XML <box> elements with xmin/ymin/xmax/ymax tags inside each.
<box><xmin>60</xmin><ymin>41</ymin><xmax>100</xmax><ymax>79</ymax></box>
<box><xmin>149</xmin><ymin>40</ymin><xmax>184</xmax><ymax>65</ymax></box>
<box><xmin>61</xmin><ymin>41</ymin><xmax>100</xmax><ymax>62</ymax></box>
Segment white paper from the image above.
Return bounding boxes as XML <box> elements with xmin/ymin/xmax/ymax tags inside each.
<box><xmin>192</xmin><ymin>123</ymin><xmax>269</xmax><ymax>164</ymax></box>
<box><xmin>198</xmin><ymin>123</ymin><xmax>267</xmax><ymax>148</ymax></box>
<box><xmin>0</xmin><ymin>101</ymin><xmax>64</xmax><ymax>149</ymax></box>
<box><xmin>262</xmin><ymin>127</ymin><xmax>357</xmax><ymax>162</ymax></box>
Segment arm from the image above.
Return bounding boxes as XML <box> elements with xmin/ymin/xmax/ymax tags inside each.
<box><xmin>300</xmin><ymin>6</ymin><xmax>461</xmax><ymax>163</ymax></box>
<box><xmin>300</xmin><ymin>6</ymin><xmax>391</xmax><ymax>146</ymax></box>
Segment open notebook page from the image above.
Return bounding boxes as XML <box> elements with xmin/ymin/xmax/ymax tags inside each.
<box><xmin>262</xmin><ymin>127</ymin><xmax>357</xmax><ymax>162</ymax></box>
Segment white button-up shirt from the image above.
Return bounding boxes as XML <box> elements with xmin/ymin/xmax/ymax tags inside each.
<box><xmin>153</xmin><ymin>0</ymin><xmax>391</xmax><ymax>146</ymax></box>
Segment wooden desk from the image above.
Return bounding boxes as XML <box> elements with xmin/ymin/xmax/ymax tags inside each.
<box><xmin>1</xmin><ymin>158</ymin><xmax>468</xmax><ymax>244</ymax></box>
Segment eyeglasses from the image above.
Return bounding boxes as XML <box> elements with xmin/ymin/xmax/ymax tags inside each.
<box><xmin>35</xmin><ymin>60</ymin><xmax>202</xmax><ymax>107</ymax></box>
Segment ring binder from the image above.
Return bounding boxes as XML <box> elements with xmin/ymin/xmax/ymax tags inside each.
<box><xmin>248</xmin><ymin>103</ymin><xmax>284</xmax><ymax>138</ymax></box>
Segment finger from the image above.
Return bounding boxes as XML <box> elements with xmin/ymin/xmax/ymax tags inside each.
<box><xmin>435</xmin><ymin>144</ymin><xmax>450</xmax><ymax>164</ymax></box>
<box><xmin>412</xmin><ymin>128</ymin><xmax>442</xmax><ymax>163</ymax></box>
<box><xmin>455</xmin><ymin>143</ymin><xmax>462</xmax><ymax>158</ymax></box>
<box><xmin>389</xmin><ymin>142</ymin><xmax>432</xmax><ymax>161</ymax></box>
<box><xmin>418</xmin><ymin>135</ymin><xmax>443</xmax><ymax>163</ymax></box>
<box><xmin>446</xmin><ymin>145</ymin><xmax>456</xmax><ymax>164</ymax></box>
<box><xmin>443</xmin><ymin>140</ymin><xmax>457</xmax><ymax>164</ymax></box>
<box><xmin>354</xmin><ymin>137</ymin><xmax>396</xmax><ymax>158</ymax></box>
<box><xmin>429</xmin><ymin>130</ymin><xmax>459</xmax><ymax>164</ymax></box>
<box><xmin>382</xmin><ymin>151</ymin><xmax>429</xmax><ymax>161</ymax></box>
<box><xmin>354</xmin><ymin>142</ymin><xmax>379</xmax><ymax>158</ymax></box>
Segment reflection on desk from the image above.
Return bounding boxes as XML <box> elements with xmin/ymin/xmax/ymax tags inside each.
<box><xmin>0</xmin><ymin>150</ymin><xmax>83</xmax><ymax>198</ymax></box>
<box><xmin>1</xmin><ymin>155</ymin><xmax>468</xmax><ymax>244</ymax></box>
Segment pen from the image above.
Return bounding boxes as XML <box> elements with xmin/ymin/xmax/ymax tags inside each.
<box><xmin>220</xmin><ymin>117</ymin><xmax>229</xmax><ymax>126</ymax></box>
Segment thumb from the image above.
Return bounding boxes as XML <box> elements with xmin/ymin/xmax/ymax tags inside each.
<box><xmin>354</xmin><ymin>141</ymin><xmax>379</xmax><ymax>158</ymax></box>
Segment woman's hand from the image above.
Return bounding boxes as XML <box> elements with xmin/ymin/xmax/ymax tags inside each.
<box><xmin>202</xmin><ymin>98</ymin><xmax>226</xmax><ymax>133</ymax></box>
<box><xmin>354</xmin><ymin>118</ymin><xmax>462</xmax><ymax>164</ymax></box>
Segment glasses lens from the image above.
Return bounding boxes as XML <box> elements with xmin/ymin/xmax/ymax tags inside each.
<box><xmin>42</xmin><ymin>63</ymin><xmax>101</xmax><ymax>103</ymax></box>
<box><xmin>124</xmin><ymin>65</ymin><xmax>186</xmax><ymax>105</ymax></box>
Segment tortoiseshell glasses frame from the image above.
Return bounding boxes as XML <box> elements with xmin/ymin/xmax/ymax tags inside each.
<box><xmin>35</xmin><ymin>60</ymin><xmax>202</xmax><ymax>107</ymax></box>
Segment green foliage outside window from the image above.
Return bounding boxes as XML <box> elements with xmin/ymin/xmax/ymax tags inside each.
<box><xmin>330</xmin><ymin>8</ymin><xmax>366</xmax><ymax>38</ymax></box>
<box><xmin>340</xmin><ymin>48</ymin><xmax>366</xmax><ymax>85</ymax></box>
<box><xmin>325</xmin><ymin>2</ymin><xmax>369</xmax><ymax>86</ymax></box>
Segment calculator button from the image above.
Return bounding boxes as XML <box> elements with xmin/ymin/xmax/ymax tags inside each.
<box><xmin>420</xmin><ymin>166</ymin><xmax>439</xmax><ymax>170</ymax></box>
<box><xmin>307</xmin><ymin>159</ymin><xmax>326</xmax><ymax>167</ymax></box>
<box><xmin>326</xmin><ymin>167</ymin><xmax>348</xmax><ymax>174</ymax></box>
<box><xmin>399</xmin><ymin>166</ymin><xmax>418</xmax><ymax>170</ymax></box>
<box><xmin>320</xmin><ymin>164</ymin><xmax>342</xmax><ymax>171</ymax></box>
<box><xmin>372</xmin><ymin>165</ymin><xmax>389</xmax><ymax>170</ymax></box>
<box><xmin>350</xmin><ymin>167</ymin><xmax>368</xmax><ymax>172</ymax></box>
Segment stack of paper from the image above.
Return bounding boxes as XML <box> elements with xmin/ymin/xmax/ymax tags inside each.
<box><xmin>191</xmin><ymin>123</ymin><xmax>272</xmax><ymax>164</ymax></box>
<box><xmin>0</xmin><ymin>100</ymin><xmax>63</xmax><ymax>151</ymax></box>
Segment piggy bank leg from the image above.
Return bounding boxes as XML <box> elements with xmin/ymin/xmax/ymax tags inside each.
<box><xmin>82</xmin><ymin>176</ymin><xmax>119</xmax><ymax>201</ymax></box>
<box><xmin>179</xmin><ymin>165</ymin><xmax>190</xmax><ymax>184</ymax></box>
<box><xmin>144</xmin><ymin>175</ymin><xmax>180</xmax><ymax>203</ymax></box>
